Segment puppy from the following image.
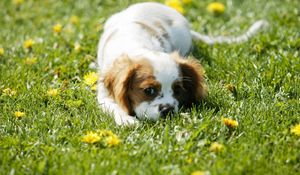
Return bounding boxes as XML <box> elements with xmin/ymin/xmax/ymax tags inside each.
<box><xmin>97</xmin><ymin>2</ymin><xmax>267</xmax><ymax>125</ymax></box>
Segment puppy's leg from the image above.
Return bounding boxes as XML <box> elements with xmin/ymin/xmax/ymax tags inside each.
<box><xmin>99</xmin><ymin>97</ymin><xmax>139</xmax><ymax>125</ymax></box>
<box><xmin>97</xmin><ymin>82</ymin><xmax>139</xmax><ymax>125</ymax></box>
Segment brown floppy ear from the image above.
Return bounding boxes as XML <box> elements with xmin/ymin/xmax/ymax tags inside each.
<box><xmin>103</xmin><ymin>55</ymin><xmax>138</xmax><ymax>115</ymax></box>
<box><xmin>173</xmin><ymin>53</ymin><xmax>207</xmax><ymax>107</ymax></box>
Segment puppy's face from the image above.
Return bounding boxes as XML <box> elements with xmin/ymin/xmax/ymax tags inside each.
<box><xmin>104</xmin><ymin>53</ymin><xmax>206</xmax><ymax>121</ymax></box>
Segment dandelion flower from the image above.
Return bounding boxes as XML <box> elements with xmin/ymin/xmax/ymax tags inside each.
<box><xmin>291</xmin><ymin>123</ymin><xmax>300</xmax><ymax>136</ymax></box>
<box><xmin>0</xmin><ymin>47</ymin><xmax>4</xmax><ymax>56</ymax></box>
<box><xmin>105</xmin><ymin>135</ymin><xmax>121</xmax><ymax>147</ymax></box>
<box><xmin>23</xmin><ymin>39</ymin><xmax>35</xmax><ymax>49</ymax></box>
<box><xmin>165</xmin><ymin>0</ymin><xmax>185</xmax><ymax>14</ymax></box>
<box><xmin>70</xmin><ymin>15</ymin><xmax>79</xmax><ymax>25</ymax></box>
<box><xmin>14</xmin><ymin>111</ymin><xmax>25</xmax><ymax>119</ymax></box>
<box><xmin>24</xmin><ymin>57</ymin><xmax>38</xmax><ymax>65</ymax></box>
<box><xmin>47</xmin><ymin>88</ymin><xmax>59</xmax><ymax>97</ymax></box>
<box><xmin>207</xmin><ymin>2</ymin><xmax>225</xmax><ymax>14</ymax></box>
<box><xmin>190</xmin><ymin>171</ymin><xmax>207</xmax><ymax>175</ymax></box>
<box><xmin>209</xmin><ymin>142</ymin><xmax>224</xmax><ymax>153</ymax></box>
<box><xmin>182</xmin><ymin>0</ymin><xmax>192</xmax><ymax>4</ymax></box>
<box><xmin>98</xmin><ymin>130</ymin><xmax>121</xmax><ymax>147</ymax></box>
<box><xmin>82</xmin><ymin>131</ymin><xmax>101</xmax><ymax>144</ymax></box>
<box><xmin>53</xmin><ymin>23</ymin><xmax>63</xmax><ymax>34</ymax></box>
<box><xmin>222</xmin><ymin>117</ymin><xmax>238</xmax><ymax>128</ymax></box>
<box><xmin>12</xmin><ymin>0</ymin><xmax>24</xmax><ymax>6</ymax></box>
<box><xmin>2</xmin><ymin>88</ymin><xmax>17</xmax><ymax>97</ymax></box>
<box><xmin>83</xmin><ymin>72</ymin><xmax>98</xmax><ymax>86</ymax></box>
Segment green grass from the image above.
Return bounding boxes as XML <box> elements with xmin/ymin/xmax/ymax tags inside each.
<box><xmin>1</xmin><ymin>0</ymin><xmax>300</xmax><ymax>174</ymax></box>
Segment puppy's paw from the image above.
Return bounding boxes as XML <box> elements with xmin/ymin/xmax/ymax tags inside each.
<box><xmin>115</xmin><ymin>115</ymin><xmax>139</xmax><ymax>126</ymax></box>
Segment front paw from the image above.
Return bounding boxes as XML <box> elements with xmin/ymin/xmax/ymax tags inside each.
<box><xmin>115</xmin><ymin>115</ymin><xmax>139</xmax><ymax>126</ymax></box>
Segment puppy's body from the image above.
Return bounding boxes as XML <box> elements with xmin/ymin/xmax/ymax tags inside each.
<box><xmin>97</xmin><ymin>2</ymin><xmax>267</xmax><ymax>125</ymax></box>
<box><xmin>98</xmin><ymin>2</ymin><xmax>192</xmax><ymax>74</ymax></box>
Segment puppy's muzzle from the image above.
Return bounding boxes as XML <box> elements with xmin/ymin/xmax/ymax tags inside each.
<box><xmin>159</xmin><ymin>104</ymin><xmax>175</xmax><ymax>118</ymax></box>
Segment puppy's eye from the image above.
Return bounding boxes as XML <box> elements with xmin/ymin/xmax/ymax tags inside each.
<box><xmin>144</xmin><ymin>87</ymin><xmax>156</xmax><ymax>96</ymax></box>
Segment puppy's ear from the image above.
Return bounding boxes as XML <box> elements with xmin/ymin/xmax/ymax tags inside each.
<box><xmin>173</xmin><ymin>52</ymin><xmax>207</xmax><ymax>107</ymax></box>
<box><xmin>103</xmin><ymin>55</ymin><xmax>139</xmax><ymax>115</ymax></box>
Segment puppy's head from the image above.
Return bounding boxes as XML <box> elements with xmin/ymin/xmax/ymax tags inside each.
<box><xmin>103</xmin><ymin>53</ymin><xmax>206</xmax><ymax>121</ymax></box>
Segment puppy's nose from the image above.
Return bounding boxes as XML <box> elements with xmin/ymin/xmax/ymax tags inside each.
<box><xmin>159</xmin><ymin>104</ymin><xmax>175</xmax><ymax>118</ymax></box>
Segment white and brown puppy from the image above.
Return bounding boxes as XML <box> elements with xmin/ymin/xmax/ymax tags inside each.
<box><xmin>97</xmin><ymin>2</ymin><xmax>267</xmax><ymax>125</ymax></box>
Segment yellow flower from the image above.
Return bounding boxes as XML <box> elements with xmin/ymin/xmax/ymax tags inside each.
<box><xmin>82</xmin><ymin>130</ymin><xmax>121</xmax><ymax>147</ymax></box>
<box><xmin>291</xmin><ymin>123</ymin><xmax>300</xmax><ymax>136</ymax></box>
<box><xmin>105</xmin><ymin>135</ymin><xmax>121</xmax><ymax>147</ymax></box>
<box><xmin>23</xmin><ymin>39</ymin><xmax>35</xmax><ymax>49</ymax></box>
<box><xmin>53</xmin><ymin>23</ymin><xmax>63</xmax><ymax>34</ymax></box>
<box><xmin>222</xmin><ymin>117</ymin><xmax>238</xmax><ymax>128</ymax></box>
<box><xmin>2</xmin><ymin>88</ymin><xmax>17</xmax><ymax>96</ymax></box>
<box><xmin>12</xmin><ymin>0</ymin><xmax>24</xmax><ymax>6</ymax></box>
<box><xmin>70</xmin><ymin>15</ymin><xmax>79</xmax><ymax>25</ymax></box>
<box><xmin>82</xmin><ymin>131</ymin><xmax>101</xmax><ymax>144</ymax></box>
<box><xmin>83</xmin><ymin>72</ymin><xmax>98</xmax><ymax>86</ymax></box>
<box><xmin>24</xmin><ymin>57</ymin><xmax>38</xmax><ymax>65</ymax></box>
<box><xmin>182</xmin><ymin>0</ymin><xmax>192</xmax><ymax>4</ymax></box>
<box><xmin>98</xmin><ymin>130</ymin><xmax>121</xmax><ymax>147</ymax></box>
<box><xmin>165</xmin><ymin>0</ymin><xmax>185</xmax><ymax>14</ymax></box>
<box><xmin>14</xmin><ymin>111</ymin><xmax>25</xmax><ymax>119</ymax></box>
<box><xmin>47</xmin><ymin>88</ymin><xmax>59</xmax><ymax>97</ymax></box>
<box><xmin>190</xmin><ymin>171</ymin><xmax>206</xmax><ymax>175</ymax></box>
<box><xmin>0</xmin><ymin>47</ymin><xmax>4</xmax><ymax>56</ymax></box>
<box><xmin>209</xmin><ymin>142</ymin><xmax>224</xmax><ymax>153</ymax></box>
<box><xmin>207</xmin><ymin>2</ymin><xmax>225</xmax><ymax>14</ymax></box>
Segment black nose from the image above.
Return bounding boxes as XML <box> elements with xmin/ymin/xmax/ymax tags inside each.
<box><xmin>159</xmin><ymin>104</ymin><xmax>175</xmax><ymax>118</ymax></box>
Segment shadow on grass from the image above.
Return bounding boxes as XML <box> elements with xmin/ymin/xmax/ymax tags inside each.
<box><xmin>190</xmin><ymin>42</ymin><xmax>213</xmax><ymax>66</ymax></box>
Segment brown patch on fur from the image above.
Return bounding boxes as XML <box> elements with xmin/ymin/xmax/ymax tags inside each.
<box><xmin>172</xmin><ymin>80</ymin><xmax>187</xmax><ymax>106</ymax></box>
<box><xmin>128</xmin><ymin>73</ymin><xmax>161</xmax><ymax>108</ymax></box>
<box><xmin>103</xmin><ymin>55</ymin><xmax>161</xmax><ymax>115</ymax></box>
<box><xmin>172</xmin><ymin>52</ymin><xmax>207</xmax><ymax>107</ymax></box>
<box><xmin>103</xmin><ymin>55</ymin><xmax>136</xmax><ymax>115</ymax></box>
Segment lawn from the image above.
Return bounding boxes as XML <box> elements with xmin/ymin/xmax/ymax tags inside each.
<box><xmin>0</xmin><ymin>0</ymin><xmax>300</xmax><ymax>174</ymax></box>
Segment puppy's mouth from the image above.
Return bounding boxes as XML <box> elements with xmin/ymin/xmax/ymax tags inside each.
<box><xmin>134</xmin><ymin>104</ymin><xmax>176</xmax><ymax>120</ymax></box>
<box><xmin>159</xmin><ymin>104</ymin><xmax>175</xmax><ymax>118</ymax></box>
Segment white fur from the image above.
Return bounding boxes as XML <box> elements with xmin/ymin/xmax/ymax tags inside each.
<box><xmin>97</xmin><ymin>3</ymin><xmax>192</xmax><ymax>74</ymax></box>
<box><xmin>134</xmin><ymin>52</ymin><xmax>180</xmax><ymax>121</ymax></box>
<box><xmin>191</xmin><ymin>20</ymin><xmax>268</xmax><ymax>45</ymax></box>
<box><xmin>97</xmin><ymin>2</ymin><xmax>191</xmax><ymax>125</ymax></box>
<box><xmin>97</xmin><ymin>2</ymin><xmax>267</xmax><ymax>125</ymax></box>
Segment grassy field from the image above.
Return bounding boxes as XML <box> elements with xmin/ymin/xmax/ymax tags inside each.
<box><xmin>1</xmin><ymin>0</ymin><xmax>300</xmax><ymax>174</ymax></box>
